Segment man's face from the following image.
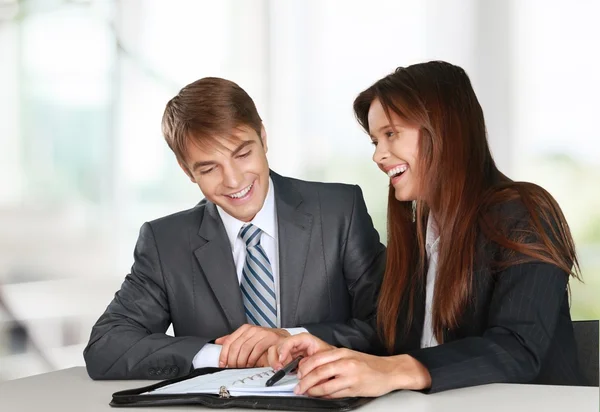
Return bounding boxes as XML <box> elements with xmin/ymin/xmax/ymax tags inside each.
<box><xmin>180</xmin><ymin>125</ymin><xmax>270</xmax><ymax>222</ymax></box>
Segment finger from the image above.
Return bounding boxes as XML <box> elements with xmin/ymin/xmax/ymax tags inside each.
<box><xmin>219</xmin><ymin>325</ymin><xmax>252</xmax><ymax>367</ymax></box>
<box><xmin>276</xmin><ymin>333</ymin><xmax>321</xmax><ymax>363</ymax></box>
<box><xmin>255</xmin><ymin>352</ymin><xmax>269</xmax><ymax>367</ymax></box>
<box><xmin>320</xmin><ymin>387</ymin><xmax>355</xmax><ymax>399</ymax></box>
<box><xmin>267</xmin><ymin>346</ymin><xmax>281</xmax><ymax>369</ymax></box>
<box><xmin>268</xmin><ymin>342</ymin><xmax>305</xmax><ymax>370</ymax></box>
<box><xmin>268</xmin><ymin>345</ymin><xmax>293</xmax><ymax>370</ymax></box>
<box><xmin>304</xmin><ymin>376</ymin><xmax>354</xmax><ymax>398</ymax></box>
<box><xmin>214</xmin><ymin>334</ymin><xmax>230</xmax><ymax>345</ymax></box>
<box><xmin>276</xmin><ymin>336</ymin><xmax>304</xmax><ymax>363</ymax></box>
<box><xmin>246</xmin><ymin>341</ymin><xmax>268</xmax><ymax>367</ymax></box>
<box><xmin>247</xmin><ymin>333</ymin><xmax>281</xmax><ymax>367</ymax></box>
<box><xmin>297</xmin><ymin>348</ymin><xmax>352</xmax><ymax>379</ymax></box>
<box><xmin>227</xmin><ymin>329</ymin><xmax>256</xmax><ymax>368</ymax></box>
<box><xmin>236</xmin><ymin>332</ymin><xmax>265</xmax><ymax>367</ymax></box>
<box><xmin>300</xmin><ymin>377</ymin><xmax>330</xmax><ymax>392</ymax></box>
<box><xmin>295</xmin><ymin>359</ymin><xmax>352</xmax><ymax>395</ymax></box>
<box><xmin>218</xmin><ymin>325</ymin><xmax>248</xmax><ymax>366</ymax></box>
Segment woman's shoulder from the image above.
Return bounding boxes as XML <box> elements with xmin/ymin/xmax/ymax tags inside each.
<box><xmin>480</xmin><ymin>181</ymin><xmax>562</xmax><ymax>229</ymax></box>
<box><xmin>477</xmin><ymin>181</ymin><xmax>578</xmax><ymax>276</ymax></box>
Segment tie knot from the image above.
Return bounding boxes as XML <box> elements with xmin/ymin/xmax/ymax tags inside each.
<box><xmin>239</xmin><ymin>224</ymin><xmax>262</xmax><ymax>248</ymax></box>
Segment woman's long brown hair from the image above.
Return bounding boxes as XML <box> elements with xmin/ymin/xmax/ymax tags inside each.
<box><xmin>353</xmin><ymin>61</ymin><xmax>581</xmax><ymax>352</ymax></box>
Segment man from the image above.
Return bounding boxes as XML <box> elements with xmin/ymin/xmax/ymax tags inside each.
<box><xmin>84</xmin><ymin>77</ymin><xmax>385</xmax><ymax>379</ymax></box>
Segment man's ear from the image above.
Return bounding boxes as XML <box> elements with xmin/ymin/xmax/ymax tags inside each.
<box><xmin>177</xmin><ymin>159</ymin><xmax>196</xmax><ymax>183</ymax></box>
<box><xmin>260</xmin><ymin>125</ymin><xmax>268</xmax><ymax>154</ymax></box>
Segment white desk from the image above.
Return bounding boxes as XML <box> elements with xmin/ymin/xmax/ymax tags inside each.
<box><xmin>0</xmin><ymin>367</ymin><xmax>597</xmax><ymax>412</ymax></box>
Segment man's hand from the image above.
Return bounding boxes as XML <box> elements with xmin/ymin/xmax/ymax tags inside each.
<box><xmin>215</xmin><ymin>324</ymin><xmax>291</xmax><ymax>368</ymax></box>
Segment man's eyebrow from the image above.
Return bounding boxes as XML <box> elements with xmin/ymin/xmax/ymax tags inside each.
<box><xmin>231</xmin><ymin>140</ymin><xmax>255</xmax><ymax>156</ymax></box>
<box><xmin>190</xmin><ymin>141</ymin><xmax>256</xmax><ymax>171</ymax></box>
<box><xmin>191</xmin><ymin>160</ymin><xmax>216</xmax><ymax>171</ymax></box>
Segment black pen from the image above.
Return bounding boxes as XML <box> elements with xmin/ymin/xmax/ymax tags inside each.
<box><xmin>265</xmin><ymin>356</ymin><xmax>303</xmax><ymax>387</ymax></box>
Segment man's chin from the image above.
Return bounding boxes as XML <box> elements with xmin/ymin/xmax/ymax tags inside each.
<box><xmin>225</xmin><ymin>206</ymin><xmax>259</xmax><ymax>223</ymax></box>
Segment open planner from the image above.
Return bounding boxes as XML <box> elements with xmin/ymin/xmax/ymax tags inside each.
<box><xmin>110</xmin><ymin>366</ymin><xmax>373</xmax><ymax>410</ymax></box>
<box><xmin>145</xmin><ymin>367</ymin><xmax>299</xmax><ymax>398</ymax></box>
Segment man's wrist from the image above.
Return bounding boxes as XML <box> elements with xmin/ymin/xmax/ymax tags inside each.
<box><xmin>272</xmin><ymin>328</ymin><xmax>291</xmax><ymax>339</ymax></box>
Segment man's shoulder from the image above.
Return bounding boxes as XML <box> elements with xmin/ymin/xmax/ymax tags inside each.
<box><xmin>145</xmin><ymin>199</ymin><xmax>208</xmax><ymax>233</ymax></box>
<box><xmin>275</xmin><ymin>173</ymin><xmax>359</xmax><ymax>199</ymax></box>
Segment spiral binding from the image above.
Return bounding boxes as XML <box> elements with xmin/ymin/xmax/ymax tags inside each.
<box><xmin>231</xmin><ymin>369</ymin><xmax>276</xmax><ymax>386</ymax></box>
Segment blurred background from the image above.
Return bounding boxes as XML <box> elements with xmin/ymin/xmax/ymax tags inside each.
<box><xmin>0</xmin><ymin>0</ymin><xmax>599</xmax><ymax>381</ymax></box>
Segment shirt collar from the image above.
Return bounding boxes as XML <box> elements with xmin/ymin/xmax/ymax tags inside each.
<box><xmin>216</xmin><ymin>177</ymin><xmax>277</xmax><ymax>250</ymax></box>
<box><xmin>425</xmin><ymin>213</ymin><xmax>440</xmax><ymax>255</ymax></box>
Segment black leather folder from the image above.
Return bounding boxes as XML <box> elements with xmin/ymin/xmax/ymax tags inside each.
<box><xmin>110</xmin><ymin>367</ymin><xmax>373</xmax><ymax>411</ymax></box>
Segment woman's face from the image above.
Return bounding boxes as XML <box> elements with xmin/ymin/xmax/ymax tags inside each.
<box><xmin>368</xmin><ymin>98</ymin><xmax>421</xmax><ymax>201</ymax></box>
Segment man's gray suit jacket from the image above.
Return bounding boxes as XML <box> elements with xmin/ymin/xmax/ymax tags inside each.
<box><xmin>84</xmin><ymin>171</ymin><xmax>386</xmax><ymax>379</ymax></box>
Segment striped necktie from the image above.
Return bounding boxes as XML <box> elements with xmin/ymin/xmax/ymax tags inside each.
<box><xmin>239</xmin><ymin>224</ymin><xmax>277</xmax><ymax>328</ymax></box>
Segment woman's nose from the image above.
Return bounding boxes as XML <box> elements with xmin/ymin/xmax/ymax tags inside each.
<box><xmin>373</xmin><ymin>139</ymin><xmax>389</xmax><ymax>164</ymax></box>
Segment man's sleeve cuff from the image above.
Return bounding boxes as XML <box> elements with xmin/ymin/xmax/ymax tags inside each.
<box><xmin>284</xmin><ymin>327</ymin><xmax>308</xmax><ymax>336</ymax></box>
<box><xmin>192</xmin><ymin>343</ymin><xmax>223</xmax><ymax>369</ymax></box>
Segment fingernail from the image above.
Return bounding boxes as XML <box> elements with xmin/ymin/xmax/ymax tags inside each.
<box><xmin>297</xmin><ymin>371</ymin><xmax>302</xmax><ymax>379</ymax></box>
<box><xmin>279</xmin><ymin>354</ymin><xmax>284</xmax><ymax>362</ymax></box>
<box><xmin>219</xmin><ymin>362</ymin><xmax>224</xmax><ymax>367</ymax></box>
<box><xmin>294</xmin><ymin>386</ymin><xmax>300</xmax><ymax>394</ymax></box>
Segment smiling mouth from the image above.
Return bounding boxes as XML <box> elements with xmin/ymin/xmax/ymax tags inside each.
<box><xmin>226</xmin><ymin>183</ymin><xmax>254</xmax><ymax>199</ymax></box>
<box><xmin>387</xmin><ymin>165</ymin><xmax>408</xmax><ymax>179</ymax></box>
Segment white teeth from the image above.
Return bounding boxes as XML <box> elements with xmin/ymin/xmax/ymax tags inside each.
<box><xmin>387</xmin><ymin>165</ymin><xmax>408</xmax><ymax>178</ymax></box>
<box><xmin>228</xmin><ymin>183</ymin><xmax>253</xmax><ymax>199</ymax></box>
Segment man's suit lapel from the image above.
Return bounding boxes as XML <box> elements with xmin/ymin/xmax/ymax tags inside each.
<box><xmin>271</xmin><ymin>172</ymin><xmax>313</xmax><ymax>327</ymax></box>
<box><xmin>193</xmin><ymin>202</ymin><xmax>247</xmax><ymax>330</ymax></box>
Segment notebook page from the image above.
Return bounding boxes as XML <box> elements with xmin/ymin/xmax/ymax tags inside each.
<box><xmin>146</xmin><ymin>367</ymin><xmax>299</xmax><ymax>396</ymax></box>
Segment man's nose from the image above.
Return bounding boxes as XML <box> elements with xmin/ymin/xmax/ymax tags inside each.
<box><xmin>222</xmin><ymin>163</ymin><xmax>243</xmax><ymax>188</ymax></box>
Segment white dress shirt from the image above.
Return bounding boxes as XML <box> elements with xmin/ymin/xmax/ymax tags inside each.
<box><xmin>421</xmin><ymin>213</ymin><xmax>441</xmax><ymax>348</ymax></box>
<box><xmin>193</xmin><ymin>178</ymin><xmax>306</xmax><ymax>368</ymax></box>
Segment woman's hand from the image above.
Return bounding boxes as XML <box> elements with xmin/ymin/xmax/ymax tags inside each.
<box><xmin>293</xmin><ymin>349</ymin><xmax>432</xmax><ymax>398</ymax></box>
<box><xmin>267</xmin><ymin>332</ymin><xmax>334</xmax><ymax>370</ymax></box>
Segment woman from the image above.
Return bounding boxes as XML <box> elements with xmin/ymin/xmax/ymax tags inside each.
<box><xmin>268</xmin><ymin>61</ymin><xmax>584</xmax><ymax>396</ymax></box>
